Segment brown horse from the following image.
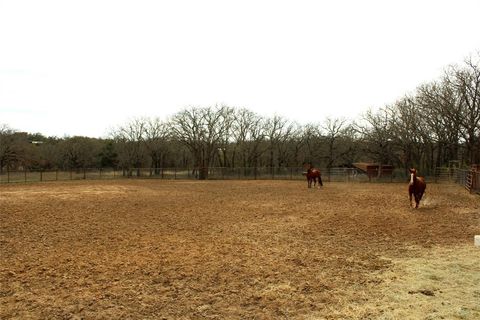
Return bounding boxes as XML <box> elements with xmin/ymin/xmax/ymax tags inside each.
<box><xmin>303</xmin><ymin>163</ymin><xmax>323</xmax><ymax>188</ymax></box>
<box><xmin>408</xmin><ymin>168</ymin><xmax>426</xmax><ymax>208</ymax></box>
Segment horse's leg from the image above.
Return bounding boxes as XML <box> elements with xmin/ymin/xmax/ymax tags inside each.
<box><xmin>419</xmin><ymin>189</ymin><xmax>425</xmax><ymax>201</ymax></box>
<box><xmin>417</xmin><ymin>190</ymin><xmax>425</xmax><ymax>208</ymax></box>
<box><xmin>409</xmin><ymin>192</ymin><xmax>413</xmax><ymax>208</ymax></box>
<box><xmin>414</xmin><ymin>192</ymin><xmax>421</xmax><ymax>208</ymax></box>
<box><xmin>318</xmin><ymin>175</ymin><xmax>323</xmax><ymax>187</ymax></box>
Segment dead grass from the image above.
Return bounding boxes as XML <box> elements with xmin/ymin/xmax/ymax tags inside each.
<box><xmin>0</xmin><ymin>180</ymin><xmax>478</xmax><ymax>319</ymax></box>
<box><xmin>373</xmin><ymin>246</ymin><xmax>480</xmax><ymax>320</ymax></box>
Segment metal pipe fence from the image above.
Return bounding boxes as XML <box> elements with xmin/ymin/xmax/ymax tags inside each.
<box><xmin>453</xmin><ymin>169</ymin><xmax>480</xmax><ymax>194</ymax></box>
<box><xmin>0</xmin><ymin>166</ymin><xmax>451</xmax><ymax>184</ymax></box>
<box><xmin>433</xmin><ymin>167</ymin><xmax>480</xmax><ymax>194</ymax></box>
<box><xmin>0</xmin><ymin>167</ymin><xmax>368</xmax><ymax>183</ymax></box>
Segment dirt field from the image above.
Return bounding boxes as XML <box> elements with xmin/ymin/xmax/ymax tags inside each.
<box><xmin>1</xmin><ymin>180</ymin><xmax>479</xmax><ymax>319</ymax></box>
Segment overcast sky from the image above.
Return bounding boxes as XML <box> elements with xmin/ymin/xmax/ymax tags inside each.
<box><xmin>1</xmin><ymin>0</ymin><xmax>479</xmax><ymax>138</ymax></box>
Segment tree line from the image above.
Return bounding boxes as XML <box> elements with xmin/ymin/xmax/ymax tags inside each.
<box><xmin>1</xmin><ymin>55</ymin><xmax>479</xmax><ymax>178</ymax></box>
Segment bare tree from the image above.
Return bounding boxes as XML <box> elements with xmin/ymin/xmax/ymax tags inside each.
<box><xmin>446</xmin><ymin>56</ymin><xmax>480</xmax><ymax>164</ymax></box>
<box><xmin>416</xmin><ymin>81</ymin><xmax>461</xmax><ymax>168</ymax></box>
<box><xmin>144</xmin><ymin>117</ymin><xmax>170</xmax><ymax>174</ymax></box>
<box><xmin>0</xmin><ymin>124</ymin><xmax>19</xmax><ymax>172</ymax></box>
<box><xmin>285</xmin><ymin>123</ymin><xmax>306</xmax><ymax>167</ymax></box>
<box><xmin>111</xmin><ymin>118</ymin><xmax>147</xmax><ymax>176</ymax></box>
<box><xmin>357</xmin><ymin>108</ymin><xmax>395</xmax><ymax>165</ymax></box>
<box><xmin>2</xmin><ymin>53</ymin><xmax>475</xmax><ymax>175</ymax></box>
<box><xmin>264</xmin><ymin>115</ymin><xmax>290</xmax><ymax>169</ymax></box>
<box><xmin>231</xmin><ymin>108</ymin><xmax>266</xmax><ymax>168</ymax></box>
<box><xmin>58</xmin><ymin>136</ymin><xmax>102</xmax><ymax>170</ymax></box>
<box><xmin>322</xmin><ymin>117</ymin><xmax>348</xmax><ymax>169</ymax></box>
<box><xmin>388</xmin><ymin>96</ymin><xmax>430</xmax><ymax>171</ymax></box>
<box><xmin>170</xmin><ymin>105</ymin><xmax>235</xmax><ymax>179</ymax></box>
<box><xmin>301</xmin><ymin>123</ymin><xmax>323</xmax><ymax>164</ymax></box>
<box><xmin>275</xmin><ymin>121</ymin><xmax>296</xmax><ymax>168</ymax></box>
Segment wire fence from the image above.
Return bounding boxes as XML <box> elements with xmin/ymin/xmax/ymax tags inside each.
<box><xmin>453</xmin><ymin>169</ymin><xmax>480</xmax><ymax>194</ymax></box>
<box><xmin>0</xmin><ymin>166</ymin><xmax>402</xmax><ymax>184</ymax></box>
<box><xmin>435</xmin><ymin>167</ymin><xmax>480</xmax><ymax>194</ymax></box>
<box><xmin>1</xmin><ymin>167</ymin><xmax>478</xmax><ymax>193</ymax></box>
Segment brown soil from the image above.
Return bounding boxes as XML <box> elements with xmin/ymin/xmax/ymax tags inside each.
<box><xmin>1</xmin><ymin>180</ymin><xmax>479</xmax><ymax>319</ymax></box>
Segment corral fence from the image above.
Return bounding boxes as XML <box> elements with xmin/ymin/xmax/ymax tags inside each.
<box><xmin>2</xmin><ymin>167</ymin><xmax>479</xmax><ymax>192</ymax></box>
<box><xmin>1</xmin><ymin>166</ymin><xmax>402</xmax><ymax>184</ymax></box>
<box><xmin>434</xmin><ymin>166</ymin><xmax>480</xmax><ymax>194</ymax></box>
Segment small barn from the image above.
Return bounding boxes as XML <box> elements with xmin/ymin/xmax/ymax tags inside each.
<box><xmin>353</xmin><ymin>163</ymin><xmax>394</xmax><ymax>181</ymax></box>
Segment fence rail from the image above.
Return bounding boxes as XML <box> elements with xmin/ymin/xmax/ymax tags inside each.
<box><xmin>0</xmin><ymin>166</ymin><xmax>403</xmax><ymax>184</ymax></box>
<box><xmin>434</xmin><ymin>167</ymin><xmax>480</xmax><ymax>194</ymax></box>
<box><xmin>2</xmin><ymin>167</ymin><xmax>478</xmax><ymax>192</ymax></box>
<box><xmin>453</xmin><ymin>169</ymin><xmax>480</xmax><ymax>194</ymax></box>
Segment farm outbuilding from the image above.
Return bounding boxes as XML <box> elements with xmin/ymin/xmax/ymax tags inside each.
<box><xmin>353</xmin><ymin>163</ymin><xmax>394</xmax><ymax>181</ymax></box>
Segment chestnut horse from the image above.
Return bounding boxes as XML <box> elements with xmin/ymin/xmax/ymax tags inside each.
<box><xmin>408</xmin><ymin>168</ymin><xmax>426</xmax><ymax>208</ymax></box>
<box><xmin>303</xmin><ymin>164</ymin><xmax>323</xmax><ymax>188</ymax></box>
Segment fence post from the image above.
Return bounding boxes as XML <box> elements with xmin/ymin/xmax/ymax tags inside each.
<box><xmin>99</xmin><ymin>168</ymin><xmax>102</xmax><ymax>179</ymax></box>
<box><xmin>56</xmin><ymin>170</ymin><xmax>58</xmax><ymax>181</ymax></box>
<box><xmin>174</xmin><ymin>167</ymin><xmax>177</xmax><ymax>179</ymax></box>
<box><xmin>40</xmin><ymin>170</ymin><xmax>43</xmax><ymax>182</ymax></box>
<box><xmin>472</xmin><ymin>170</ymin><xmax>479</xmax><ymax>193</ymax></box>
<box><xmin>70</xmin><ymin>170</ymin><xmax>72</xmax><ymax>180</ymax></box>
<box><xmin>83</xmin><ymin>168</ymin><xmax>86</xmax><ymax>179</ymax></box>
<box><xmin>25</xmin><ymin>169</ymin><xmax>27</xmax><ymax>183</ymax></box>
<box><xmin>7</xmin><ymin>168</ymin><xmax>10</xmax><ymax>183</ymax></box>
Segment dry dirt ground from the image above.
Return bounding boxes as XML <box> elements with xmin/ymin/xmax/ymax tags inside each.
<box><xmin>0</xmin><ymin>180</ymin><xmax>479</xmax><ymax>319</ymax></box>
